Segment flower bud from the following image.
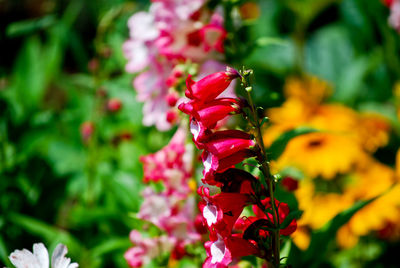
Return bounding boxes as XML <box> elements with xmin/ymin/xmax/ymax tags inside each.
<box><xmin>80</xmin><ymin>121</ymin><xmax>95</xmax><ymax>142</ymax></box>
<box><xmin>107</xmin><ymin>98</ymin><xmax>122</xmax><ymax>112</ymax></box>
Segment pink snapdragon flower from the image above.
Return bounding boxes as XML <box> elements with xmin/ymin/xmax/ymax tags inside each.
<box><xmin>126</xmin><ymin>127</ymin><xmax>200</xmax><ymax>267</ymax></box>
<box><xmin>124</xmin><ymin>0</ymin><xmax>229</xmax><ymax>130</ymax></box>
<box><xmin>389</xmin><ymin>0</ymin><xmax>400</xmax><ymax>32</ymax></box>
<box><xmin>140</xmin><ymin>128</ymin><xmax>192</xmax><ymax>197</ymax></box>
<box><xmin>125</xmin><ymin>231</ymin><xmax>174</xmax><ymax>268</ymax></box>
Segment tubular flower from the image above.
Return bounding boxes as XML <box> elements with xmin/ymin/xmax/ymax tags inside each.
<box><xmin>179</xmin><ymin>68</ymin><xmax>273</xmax><ymax>267</ymax></box>
<box><xmin>198</xmin><ymin>186</ymin><xmax>254</xmax><ymax>237</ymax></box>
<box><xmin>201</xmin><ymin>149</ymin><xmax>256</xmax><ymax>185</ymax></box>
<box><xmin>185</xmin><ymin>68</ymin><xmax>240</xmax><ymax>102</ymax></box>
<box><xmin>179</xmin><ymin>98</ymin><xmax>242</xmax><ymax>128</ymax></box>
<box><xmin>203</xmin><ymin>130</ymin><xmax>255</xmax><ymax>159</ymax></box>
<box><xmin>203</xmin><ymin>234</ymin><xmax>259</xmax><ymax>268</ymax></box>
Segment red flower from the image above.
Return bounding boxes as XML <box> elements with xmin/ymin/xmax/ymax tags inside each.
<box><xmin>179</xmin><ymin>98</ymin><xmax>242</xmax><ymax>129</ymax></box>
<box><xmin>383</xmin><ymin>0</ymin><xmax>395</xmax><ymax>7</ymax></box>
<box><xmin>281</xmin><ymin>177</ymin><xmax>299</xmax><ymax>192</ymax></box>
<box><xmin>204</xmin><ymin>130</ymin><xmax>255</xmax><ymax>159</ymax></box>
<box><xmin>252</xmin><ymin>198</ymin><xmax>297</xmax><ymax>236</ymax></box>
<box><xmin>214</xmin><ymin>168</ymin><xmax>258</xmax><ymax>195</ymax></box>
<box><xmin>201</xmin><ymin>149</ymin><xmax>256</xmax><ymax>185</ymax></box>
<box><xmin>203</xmin><ymin>234</ymin><xmax>259</xmax><ymax>268</ymax></box>
<box><xmin>165</xmin><ymin>91</ymin><xmax>179</xmax><ymax>107</ymax></box>
<box><xmin>185</xmin><ymin>68</ymin><xmax>239</xmax><ymax>102</ymax></box>
<box><xmin>198</xmin><ymin>187</ymin><xmax>253</xmax><ymax>237</ymax></box>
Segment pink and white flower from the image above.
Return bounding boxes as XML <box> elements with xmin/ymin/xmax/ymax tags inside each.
<box><xmin>124</xmin><ymin>0</ymin><xmax>229</xmax><ymax>130</ymax></box>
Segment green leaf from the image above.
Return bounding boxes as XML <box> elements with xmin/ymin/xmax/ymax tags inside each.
<box><xmin>256</xmin><ymin>37</ymin><xmax>289</xmax><ymax>47</ymax></box>
<box><xmin>0</xmin><ymin>234</ymin><xmax>12</xmax><ymax>267</ymax></box>
<box><xmin>268</xmin><ymin>127</ymin><xmax>317</xmax><ymax>160</ymax></box>
<box><xmin>90</xmin><ymin>237</ymin><xmax>131</xmax><ymax>258</ymax></box>
<box><xmin>279</xmin><ymin>210</ymin><xmax>303</xmax><ymax>230</ymax></box>
<box><xmin>6</xmin><ymin>15</ymin><xmax>56</xmax><ymax>37</ymax></box>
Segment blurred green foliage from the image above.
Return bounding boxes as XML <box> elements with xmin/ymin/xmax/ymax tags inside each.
<box><xmin>1</xmin><ymin>0</ymin><xmax>400</xmax><ymax>267</ymax></box>
<box><xmin>0</xmin><ymin>0</ymin><xmax>173</xmax><ymax>267</ymax></box>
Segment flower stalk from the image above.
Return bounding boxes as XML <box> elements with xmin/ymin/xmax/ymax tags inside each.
<box><xmin>240</xmin><ymin>69</ymin><xmax>281</xmax><ymax>268</ymax></box>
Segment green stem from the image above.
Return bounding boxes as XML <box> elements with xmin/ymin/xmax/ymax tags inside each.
<box><xmin>0</xmin><ymin>121</ymin><xmax>6</xmax><ymax>171</ymax></box>
<box><xmin>243</xmin><ymin>74</ymin><xmax>280</xmax><ymax>268</ymax></box>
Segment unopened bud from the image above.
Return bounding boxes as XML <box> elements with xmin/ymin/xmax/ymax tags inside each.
<box><xmin>80</xmin><ymin>121</ymin><xmax>95</xmax><ymax>142</ymax></box>
<box><xmin>107</xmin><ymin>98</ymin><xmax>122</xmax><ymax>112</ymax></box>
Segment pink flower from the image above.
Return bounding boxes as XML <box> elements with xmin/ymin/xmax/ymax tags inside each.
<box><xmin>123</xmin><ymin>40</ymin><xmax>151</xmax><ymax>73</ymax></box>
<box><xmin>185</xmin><ymin>68</ymin><xmax>240</xmax><ymax>102</ymax></box>
<box><xmin>137</xmin><ymin>188</ymin><xmax>173</xmax><ymax>227</ymax></box>
<box><xmin>384</xmin><ymin>0</ymin><xmax>395</xmax><ymax>7</ymax></box>
<box><xmin>389</xmin><ymin>0</ymin><xmax>400</xmax><ymax>32</ymax></box>
<box><xmin>125</xmin><ymin>231</ymin><xmax>174</xmax><ymax>268</ymax></box>
<box><xmin>200</xmin><ymin>24</ymin><xmax>227</xmax><ymax>53</ymax></box>
<box><xmin>165</xmin><ymin>91</ymin><xmax>180</xmax><ymax>107</ymax></box>
<box><xmin>140</xmin><ymin>128</ymin><xmax>192</xmax><ymax>197</ymax></box>
<box><xmin>80</xmin><ymin>121</ymin><xmax>94</xmax><ymax>142</ymax></box>
<box><xmin>133</xmin><ymin>66</ymin><xmax>174</xmax><ymax>131</ymax></box>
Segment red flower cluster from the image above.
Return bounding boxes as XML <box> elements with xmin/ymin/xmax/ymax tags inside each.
<box><xmin>179</xmin><ymin>69</ymin><xmax>297</xmax><ymax>267</ymax></box>
<box><xmin>179</xmin><ymin>68</ymin><xmax>256</xmax><ymax>185</ymax></box>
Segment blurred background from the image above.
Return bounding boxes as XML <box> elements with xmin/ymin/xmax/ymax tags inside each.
<box><xmin>1</xmin><ymin>0</ymin><xmax>400</xmax><ymax>267</ymax></box>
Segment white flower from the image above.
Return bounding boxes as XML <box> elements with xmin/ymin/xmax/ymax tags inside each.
<box><xmin>9</xmin><ymin>243</ymin><xmax>78</xmax><ymax>268</ymax></box>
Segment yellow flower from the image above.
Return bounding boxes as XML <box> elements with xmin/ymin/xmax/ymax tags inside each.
<box><xmin>264</xmin><ymin>98</ymin><xmax>312</xmax><ymax>146</ymax></box>
<box><xmin>353</xmin><ymin>113</ymin><xmax>390</xmax><ymax>153</ymax></box>
<box><xmin>275</xmin><ymin>132</ymin><xmax>368</xmax><ymax>179</ymax></box>
<box><xmin>295</xmin><ymin>179</ymin><xmax>354</xmax><ymax>229</ymax></box>
<box><xmin>396</xmin><ymin>149</ymin><xmax>400</xmax><ymax>180</ymax></box>
<box><xmin>337</xmin><ymin>224</ymin><xmax>359</xmax><ymax>249</ymax></box>
<box><xmin>344</xmin><ymin>184</ymin><xmax>400</xmax><ymax>243</ymax></box>
<box><xmin>308</xmin><ymin>104</ymin><xmax>359</xmax><ymax>134</ymax></box>
<box><xmin>283</xmin><ymin>76</ymin><xmax>332</xmax><ymax>105</ymax></box>
<box><xmin>345</xmin><ymin>157</ymin><xmax>395</xmax><ymax>200</ymax></box>
<box><xmin>266</xmin><ymin>75</ymin><xmax>398</xmax><ymax>249</ymax></box>
<box><xmin>264</xmin><ymin>76</ymin><xmax>391</xmax><ymax>153</ymax></box>
<box><xmin>291</xmin><ymin>226</ymin><xmax>311</xmax><ymax>251</ymax></box>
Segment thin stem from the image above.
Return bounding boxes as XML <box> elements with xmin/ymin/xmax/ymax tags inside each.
<box><xmin>242</xmin><ymin>73</ymin><xmax>281</xmax><ymax>267</ymax></box>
